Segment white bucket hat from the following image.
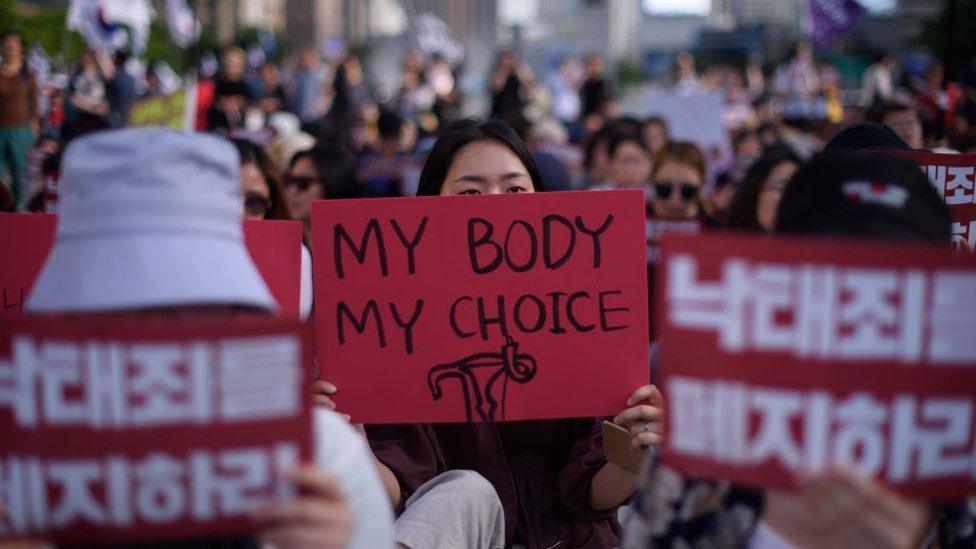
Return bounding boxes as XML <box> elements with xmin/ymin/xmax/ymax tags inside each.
<box><xmin>27</xmin><ymin>128</ymin><xmax>277</xmax><ymax>314</ymax></box>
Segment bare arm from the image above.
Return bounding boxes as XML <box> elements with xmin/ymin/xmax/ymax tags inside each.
<box><xmin>317</xmin><ymin>381</ymin><xmax>405</xmax><ymax>511</ymax></box>
<box><xmin>589</xmin><ymin>384</ymin><xmax>664</xmax><ymax>510</ymax></box>
<box><xmin>588</xmin><ymin>461</ymin><xmax>638</xmax><ymax>510</ymax></box>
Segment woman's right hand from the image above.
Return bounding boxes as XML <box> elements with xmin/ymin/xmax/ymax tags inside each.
<box><xmin>312</xmin><ymin>380</ymin><xmax>338</xmax><ymax>409</ymax></box>
<box><xmin>312</xmin><ymin>382</ymin><xmax>402</xmax><ymax>508</ymax></box>
<box><xmin>255</xmin><ymin>466</ymin><xmax>352</xmax><ymax>549</ymax></box>
<box><xmin>313</xmin><ymin>380</ymin><xmax>353</xmax><ymax>422</ymax></box>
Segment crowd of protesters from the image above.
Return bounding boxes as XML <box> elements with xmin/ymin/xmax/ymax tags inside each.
<box><xmin>3</xmin><ymin>24</ymin><xmax>976</xmax><ymax>548</ymax></box>
<box><xmin>3</xmin><ymin>30</ymin><xmax>976</xmax><ymax>214</ymax></box>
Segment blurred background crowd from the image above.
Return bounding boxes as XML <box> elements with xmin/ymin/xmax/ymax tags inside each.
<box><xmin>1</xmin><ymin>0</ymin><xmax>975</xmax><ymax>226</ymax></box>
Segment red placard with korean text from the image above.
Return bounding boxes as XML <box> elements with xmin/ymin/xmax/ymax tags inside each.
<box><xmin>0</xmin><ymin>213</ymin><xmax>56</xmax><ymax>316</ymax></box>
<box><xmin>656</xmin><ymin>232</ymin><xmax>976</xmax><ymax>500</ymax></box>
<box><xmin>0</xmin><ymin>317</ymin><xmax>314</xmax><ymax>543</ymax></box>
<box><xmin>243</xmin><ymin>219</ymin><xmax>304</xmax><ymax>316</ymax></box>
<box><xmin>877</xmin><ymin>151</ymin><xmax>976</xmax><ymax>253</ymax></box>
<box><xmin>311</xmin><ymin>190</ymin><xmax>649</xmax><ymax>424</ymax></box>
<box><xmin>0</xmin><ymin>214</ymin><xmax>303</xmax><ymax>317</ymax></box>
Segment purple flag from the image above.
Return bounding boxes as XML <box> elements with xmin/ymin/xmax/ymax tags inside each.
<box><xmin>807</xmin><ymin>0</ymin><xmax>866</xmax><ymax>51</ymax></box>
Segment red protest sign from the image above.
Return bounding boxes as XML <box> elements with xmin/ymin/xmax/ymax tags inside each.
<box><xmin>646</xmin><ymin>217</ymin><xmax>700</xmax><ymax>264</ymax></box>
<box><xmin>656</xmin><ymin>232</ymin><xmax>976</xmax><ymax>500</ymax></box>
<box><xmin>311</xmin><ymin>190</ymin><xmax>649</xmax><ymax>424</ymax></box>
<box><xmin>243</xmin><ymin>219</ymin><xmax>304</xmax><ymax>316</ymax></box>
<box><xmin>0</xmin><ymin>316</ymin><xmax>314</xmax><ymax>543</ymax></box>
<box><xmin>0</xmin><ymin>214</ymin><xmax>303</xmax><ymax>317</ymax></box>
<box><xmin>878</xmin><ymin>151</ymin><xmax>976</xmax><ymax>253</ymax></box>
<box><xmin>0</xmin><ymin>213</ymin><xmax>56</xmax><ymax>317</ymax></box>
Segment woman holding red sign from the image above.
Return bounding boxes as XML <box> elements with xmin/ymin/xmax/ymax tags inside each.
<box><xmin>316</xmin><ymin>118</ymin><xmax>663</xmax><ymax>549</ymax></box>
<box><xmin>623</xmin><ymin>150</ymin><xmax>973</xmax><ymax>549</ymax></box>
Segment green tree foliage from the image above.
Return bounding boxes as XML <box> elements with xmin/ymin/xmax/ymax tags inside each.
<box><xmin>2</xmin><ymin>0</ymin><xmax>86</xmax><ymax>61</ymax></box>
<box><xmin>2</xmin><ymin>2</ymin><xmax>285</xmax><ymax>72</ymax></box>
<box><xmin>616</xmin><ymin>57</ymin><xmax>645</xmax><ymax>88</ymax></box>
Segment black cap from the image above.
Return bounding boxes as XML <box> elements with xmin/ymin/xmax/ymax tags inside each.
<box><xmin>824</xmin><ymin>123</ymin><xmax>910</xmax><ymax>153</ymax></box>
<box><xmin>775</xmin><ymin>151</ymin><xmax>951</xmax><ymax>243</ymax></box>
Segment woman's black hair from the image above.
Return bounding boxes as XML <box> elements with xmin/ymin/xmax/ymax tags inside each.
<box><xmin>416</xmin><ymin>118</ymin><xmax>543</xmax><ymax>196</ymax></box>
<box><xmin>725</xmin><ymin>149</ymin><xmax>802</xmax><ymax>232</ymax></box>
<box><xmin>610</xmin><ymin>117</ymin><xmax>642</xmax><ymax>136</ymax></box>
<box><xmin>288</xmin><ymin>144</ymin><xmax>362</xmax><ymax>199</ymax></box>
<box><xmin>607</xmin><ymin>131</ymin><xmax>649</xmax><ymax>159</ymax></box>
<box><xmin>230</xmin><ymin>137</ymin><xmax>292</xmax><ymax>220</ymax></box>
<box><xmin>582</xmin><ymin>126</ymin><xmax>613</xmax><ymax>174</ymax></box>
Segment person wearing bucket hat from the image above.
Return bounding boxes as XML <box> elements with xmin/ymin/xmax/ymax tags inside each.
<box><xmin>27</xmin><ymin>128</ymin><xmax>277</xmax><ymax>313</ymax></box>
<box><xmin>823</xmin><ymin>122</ymin><xmax>911</xmax><ymax>153</ymax></box>
<box><xmin>623</xmin><ymin>152</ymin><xmax>974</xmax><ymax>548</ymax></box>
<box><xmin>756</xmin><ymin>152</ymin><xmax>972</xmax><ymax>548</ymax></box>
<box><xmin>24</xmin><ymin>128</ymin><xmax>394</xmax><ymax>548</ymax></box>
<box><xmin>775</xmin><ymin>150</ymin><xmax>951</xmax><ymax>242</ymax></box>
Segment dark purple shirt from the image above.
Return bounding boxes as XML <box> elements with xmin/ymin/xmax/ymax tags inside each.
<box><xmin>367</xmin><ymin>418</ymin><xmax>621</xmax><ymax>548</ymax></box>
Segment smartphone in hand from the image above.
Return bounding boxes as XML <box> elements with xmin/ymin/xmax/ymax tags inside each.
<box><xmin>602</xmin><ymin>420</ymin><xmax>646</xmax><ymax>475</ymax></box>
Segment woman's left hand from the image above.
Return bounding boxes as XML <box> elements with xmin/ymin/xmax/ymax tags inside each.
<box><xmin>764</xmin><ymin>468</ymin><xmax>930</xmax><ymax>549</ymax></box>
<box><xmin>612</xmin><ymin>384</ymin><xmax>665</xmax><ymax>452</ymax></box>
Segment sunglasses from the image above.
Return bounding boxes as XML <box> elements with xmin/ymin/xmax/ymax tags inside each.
<box><xmin>654</xmin><ymin>182</ymin><xmax>699</xmax><ymax>202</ymax></box>
<box><xmin>244</xmin><ymin>193</ymin><xmax>272</xmax><ymax>217</ymax></box>
<box><xmin>284</xmin><ymin>175</ymin><xmax>321</xmax><ymax>191</ymax></box>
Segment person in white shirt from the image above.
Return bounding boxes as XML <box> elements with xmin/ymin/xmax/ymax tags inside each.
<box><xmin>27</xmin><ymin>127</ymin><xmax>395</xmax><ymax>549</ymax></box>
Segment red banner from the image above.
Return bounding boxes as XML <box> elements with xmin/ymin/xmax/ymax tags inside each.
<box><xmin>0</xmin><ymin>213</ymin><xmax>56</xmax><ymax>316</ymax></box>
<box><xmin>646</xmin><ymin>217</ymin><xmax>700</xmax><ymax>264</ymax></box>
<box><xmin>311</xmin><ymin>190</ymin><xmax>650</xmax><ymax>423</ymax></box>
<box><xmin>656</xmin><ymin>232</ymin><xmax>976</xmax><ymax>500</ymax></box>
<box><xmin>242</xmin><ymin>219</ymin><xmax>304</xmax><ymax>316</ymax></box>
<box><xmin>0</xmin><ymin>317</ymin><xmax>314</xmax><ymax>543</ymax></box>
<box><xmin>0</xmin><ymin>214</ymin><xmax>303</xmax><ymax>317</ymax></box>
<box><xmin>879</xmin><ymin>151</ymin><xmax>976</xmax><ymax>253</ymax></box>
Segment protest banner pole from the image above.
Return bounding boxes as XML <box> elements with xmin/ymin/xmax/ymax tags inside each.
<box><xmin>942</xmin><ymin>0</ymin><xmax>957</xmax><ymax>90</ymax></box>
<box><xmin>60</xmin><ymin>3</ymin><xmax>77</xmax><ymax>66</ymax></box>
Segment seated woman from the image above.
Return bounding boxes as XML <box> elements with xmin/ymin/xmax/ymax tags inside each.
<box><xmin>318</xmin><ymin>118</ymin><xmax>662</xmax><ymax>548</ymax></box>
<box><xmin>623</xmin><ymin>152</ymin><xmax>974</xmax><ymax>549</ymax></box>
<box><xmin>724</xmin><ymin>149</ymin><xmax>802</xmax><ymax>233</ymax></box>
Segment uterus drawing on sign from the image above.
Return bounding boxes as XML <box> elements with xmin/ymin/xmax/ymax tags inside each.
<box><xmin>427</xmin><ymin>336</ymin><xmax>538</xmax><ymax>422</ymax></box>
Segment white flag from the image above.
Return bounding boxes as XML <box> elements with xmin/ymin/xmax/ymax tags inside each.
<box><xmin>165</xmin><ymin>0</ymin><xmax>199</xmax><ymax>48</ymax></box>
<box><xmin>66</xmin><ymin>0</ymin><xmax>127</xmax><ymax>51</ymax></box>
<box><xmin>104</xmin><ymin>0</ymin><xmax>155</xmax><ymax>53</ymax></box>
<box><xmin>66</xmin><ymin>0</ymin><xmax>155</xmax><ymax>53</ymax></box>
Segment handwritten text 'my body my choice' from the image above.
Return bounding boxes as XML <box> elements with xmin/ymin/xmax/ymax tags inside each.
<box><xmin>331</xmin><ymin>213</ymin><xmax>631</xmax><ymax>354</ymax></box>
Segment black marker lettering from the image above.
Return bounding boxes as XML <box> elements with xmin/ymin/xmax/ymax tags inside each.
<box><xmin>334</xmin><ymin>219</ymin><xmax>388</xmax><ymax>279</ymax></box>
<box><xmin>513</xmin><ymin>294</ymin><xmax>546</xmax><ymax>333</ymax></box>
<box><xmin>598</xmin><ymin>290</ymin><xmax>629</xmax><ymax>331</ymax></box>
<box><xmin>449</xmin><ymin>296</ymin><xmax>476</xmax><ymax>339</ymax></box>
<box><xmin>566</xmin><ymin>291</ymin><xmax>595</xmax><ymax>332</ymax></box>
<box><xmin>547</xmin><ymin>291</ymin><xmax>568</xmax><ymax>334</ymax></box>
<box><xmin>575</xmin><ymin>214</ymin><xmax>614</xmax><ymax>268</ymax></box>
<box><xmin>389</xmin><ymin>299</ymin><xmax>425</xmax><ymax>354</ymax></box>
<box><xmin>3</xmin><ymin>289</ymin><xmax>23</xmax><ymax>314</ymax></box>
<box><xmin>477</xmin><ymin>295</ymin><xmax>509</xmax><ymax>341</ymax></box>
<box><xmin>467</xmin><ymin>218</ymin><xmax>503</xmax><ymax>274</ymax></box>
<box><xmin>336</xmin><ymin>300</ymin><xmax>387</xmax><ymax>347</ymax></box>
<box><xmin>390</xmin><ymin>217</ymin><xmax>428</xmax><ymax>275</ymax></box>
<box><xmin>543</xmin><ymin>215</ymin><xmax>576</xmax><ymax>269</ymax></box>
<box><xmin>503</xmin><ymin>220</ymin><xmax>538</xmax><ymax>272</ymax></box>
